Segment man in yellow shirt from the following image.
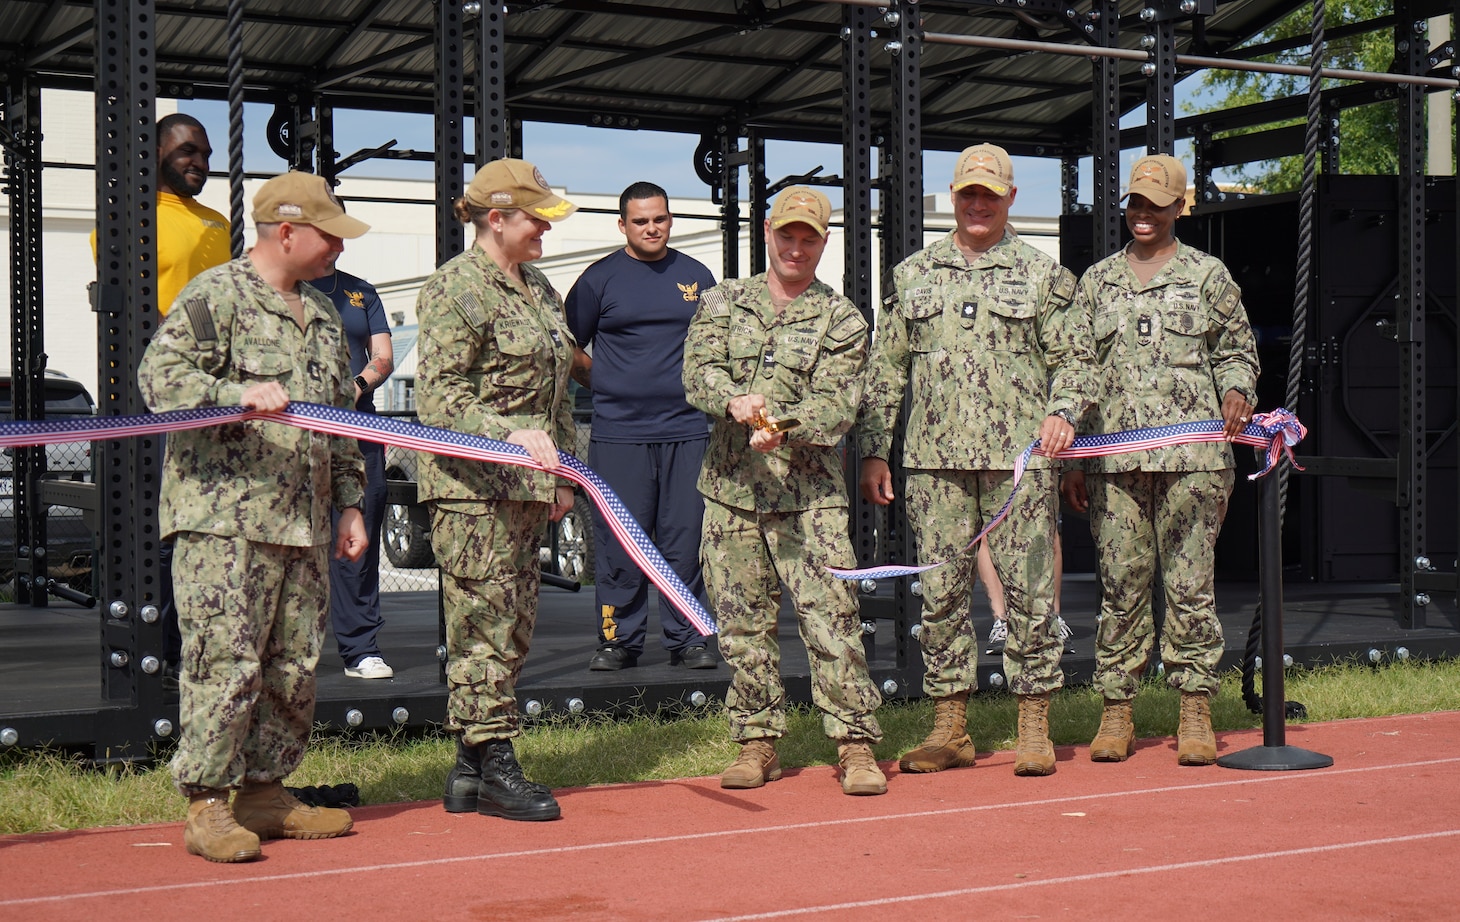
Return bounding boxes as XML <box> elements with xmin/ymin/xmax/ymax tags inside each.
<box><xmin>153</xmin><ymin>113</ymin><xmax>231</xmax><ymax>314</ymax></box>
<box><xmin>92</xmin><ymin>112</ymin><xmax>231</xmax><ymax>679</ymax></box>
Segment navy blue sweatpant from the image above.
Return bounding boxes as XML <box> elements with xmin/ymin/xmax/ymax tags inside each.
<box><xmin>330</xmin><ymin>439</ymin><xmax>387</xmax><ymax>666</ymax></box>
<box><xmin>589</xmin><ymin>437</ymin><xmax>707</xmax><ymax>656</ymax></box>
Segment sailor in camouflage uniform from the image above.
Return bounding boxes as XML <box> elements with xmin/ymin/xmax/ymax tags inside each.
<box><xmin>858</xmin><ymin>145</ymin><xmax>1093</xmax><ymax>777</ymax></box>
<box><xmin>139</xmin><ymin>172</ymin><xmax>370</xmax><ymax>863</ymax></box>
<box><xmin>415</xmin><ymin>159</ymin><xmax>577</xmax><ymax>822</ymax></box>
<box><xmin>683</xmin><ymin>187</ymin><xmax>887</xmax><ymax>797</ymax></box>
<box><xmin>1060</xmin><ymin>154</ymin><xmax>1260</xmax><ymax>766</ymax></box>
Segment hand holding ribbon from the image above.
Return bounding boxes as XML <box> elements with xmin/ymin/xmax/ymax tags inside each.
<box><xmin>829</xmin><ymin>409</ymin><xmax>1307</xmax><ymax>581</ymax></box>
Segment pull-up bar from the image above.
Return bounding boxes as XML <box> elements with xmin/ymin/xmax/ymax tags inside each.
<box><xmin>923</xmin><ymin>30</ymin><xmax>1459</xmax><ymax>91</ymax></box>
<box><xmin>814</xmin><ymin>0</ymin><xmax>1456</xmax><ymax>89</ymax></box>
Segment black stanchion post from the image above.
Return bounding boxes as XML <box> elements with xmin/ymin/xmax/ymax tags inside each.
<box><xmin>1218</xmin><ymin>454</ymin><xmax>1332</xmax><ymax>770</ymax></box>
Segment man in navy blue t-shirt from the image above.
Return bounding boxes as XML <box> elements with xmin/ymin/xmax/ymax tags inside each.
<box><xmin>565</xmin><ymin>182</ymin><xmax>718</xmax><ymax>671</ymax></box>
<box><xmin>311</xmin><ymin>268</ymin><xmax>395</xmax><ymax>679</ymax></box>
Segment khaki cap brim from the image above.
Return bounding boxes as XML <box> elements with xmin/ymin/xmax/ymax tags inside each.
<box><xmin>952</xmin><ymin>173</ymin><xmax>1011</xmax><ymax>197</ymax></box>
<box><xmin>768</xmin><ymin>215</ymin><xmax>828</xmax><ymax>237</ymax></box>
<box><xmin>1120</xmin><ymin>187</ymin><xmax>1182</xmax><ymax>208</ymax></box>
<box><xmin>312</xmin><ymin>212</ymin><xmax>372</xmax><ymax>239</ymax></box>
<box><xmin>525</xmin><ymin>193</ymin><xmax>578</xmax><ymax>222</ymax></box>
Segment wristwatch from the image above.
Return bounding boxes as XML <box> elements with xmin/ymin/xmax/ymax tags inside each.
<box><xmin>1053</xmin><ymin>407</ymin><xmax>1078</xmax><ymax>426</ymax></box>
<box><xmin>354</xmin><ymin>374</ymin><xmax>370</xmax><ymax>393</ymax></box>
<box><xmin>1232</xmin><ymin>385</ymin><xmax>1256</xmax><ymax>405</ymax></box>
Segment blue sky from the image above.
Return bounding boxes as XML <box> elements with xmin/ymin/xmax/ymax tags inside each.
<box><xmin>184</xmin><ymin>81</ymin><xmax>1208</xmax><ymax>218</ymax></box>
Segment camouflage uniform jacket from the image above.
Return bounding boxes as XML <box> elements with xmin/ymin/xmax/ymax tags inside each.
<box><xmin>415</xmin><ymin>245</ymin><xmax>575</xmax><ymax>504</ymax></box>
<box><xmin>1076</xmin><ymin>241</ymin><xmax>1260</xmax><ymax>473</ymax></box>
<box><xmin>857</xmin><ymin>229</ymin><xmax>1090</xmax><ymax>471</ymax></box>
<box><xmin>138</xmin><ymin>257</ymin><xmax>366</xmax><ymax>546</ymax></box>
<box><xmin>683</xmin><ymin>274</ymin><xmax>867</xmax><ymax>513</ymax></box>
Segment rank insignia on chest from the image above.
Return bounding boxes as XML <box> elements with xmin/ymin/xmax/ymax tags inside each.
<box><xmin>1138</xmin><ymin>315</ymin><xmax>1152</xmax><ymax>341</ymax></box>
<box><xmin>762</xmin><ymin>350</ymin><xmax>776</xmax><ymax>367</ymax></box>
<box><xmin>549</xmin><ymin>329</ymin><xmax>562</xmax><ymax>344</ymax></box>
<box><xmin>307</xmin><ymin>360</ymin><xmax>323</xmax><ymax>381</ymax></box>
<box><xmin>961</xmin><ymin>302</ymin><xmax>977</xmax><ymax>319</ymax></box>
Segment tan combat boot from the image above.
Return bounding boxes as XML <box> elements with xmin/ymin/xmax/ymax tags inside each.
<box><xmin>1177</xmin><ymin>692</ymin><xmax>1217</xmax><ymax>766</ymax></box>
<box><xmin>232</xmin><ymin>781</ymin><xmax>354</xmax><ymax>840</ymax></box>
<box><xmin>837</xmin><ymin>742</ymin><xmax>888</xmax><ymax>795</ymax></box>
<box><xmin>898</xmin><ymin>692</ymin><xmax>977</xmax><ymax>773</ymax></box>
<box><xmin>1013</xmin><ymin>693</ymin><xmax>1056</xmax><ymax>776</ymax></box>
<box><xmin>1090</xmin><ymin>699</ymin><xmax>1136</xmax><ymax>762</ymax></box>
<box><xmin>720</xmin><ymin>740</ymin><xmax>781</xmax><ymax>789</ymax></box>
<box><xmin>184</xmin><ymin>790</ymin><xmax>260</xmax><ymax>863</ymax></box>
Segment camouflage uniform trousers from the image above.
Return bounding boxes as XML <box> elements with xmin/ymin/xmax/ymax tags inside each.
<box><xmin>1087</xmin><ymin>468</ymin><xmax>1235</xmax><ymax>699</ymax></box>
<box><xmin>905</xmin><ymin>468</ymin><xmax>1062</xmax><ymax>698</ymax></box>
<box><xmin>431</xmin><ymin>499</ymin><xmax>550</xmax><ymax>743</ymax></box>
<box><xmin>700</xmin><ymin>498</ymin><xmax>883</xmax><ymax>744</ymax></box>
<box><xmin>169</xmin><ymin>532</ymin><xmax>329</xmax><ymax>796</ymax></box>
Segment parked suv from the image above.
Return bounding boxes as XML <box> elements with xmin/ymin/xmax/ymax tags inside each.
<box><xmin>382</xmin><ymin>404</ymin><xmax>596</xmax><ymax>583</ymax></box>
<box><xmin>0</xmin><ymin>370</ymin><xmax>97</xmax><ymax>593</ymax></box>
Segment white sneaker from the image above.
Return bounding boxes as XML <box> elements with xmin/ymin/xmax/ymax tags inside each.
<box><xmin>1055</xmin><ymin>616</ymin><xmax>1073</xmax><ymax>642</ymax></box>
<box><xmin>345</xmin><ymin>656</ymin><xmax>394</xmax><ymax>679</ymax></box>
<box><xmin>986</xmin><ymin>619</ymin><xmax>1007</xmax><ymax>649</ymax></box>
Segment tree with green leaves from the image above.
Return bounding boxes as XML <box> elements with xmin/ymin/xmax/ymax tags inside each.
<box><xmin>1188</xmin><ymin>0</ymin><xmax>1432</xmax><ymax>192</ymax></box>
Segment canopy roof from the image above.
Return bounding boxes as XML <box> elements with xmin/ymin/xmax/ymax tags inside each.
<box><xmin>3</xmin><ymin>0</ymin><xmax>1377</xmax><ymax>156</ymax></box>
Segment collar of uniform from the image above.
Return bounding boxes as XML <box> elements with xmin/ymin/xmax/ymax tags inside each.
<box><xmin>468</xmin><ymin>244</ymin><xmax>549</xmax><ymax>300</ymax></box>
<box><xmin>930</xmin><ymin>228</ymin><xmax>1016</xmax><ymax>269</ymax></box>
<box><xmin>1118</xmin><ymin>239</ymin><xmax>1199</xmax><ymax>288</ymax></box>
<box><xmin>240</xmin><ymin>256</ymin><xmax>337</xmax><ymax>326</ymax></box>
<box><xmin>755</xmin><ymin>273</ymin><xmax>825</xmax><ymax>325</ymax></box>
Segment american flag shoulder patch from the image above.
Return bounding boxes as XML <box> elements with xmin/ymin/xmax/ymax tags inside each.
<box><xmin>454</xmin><ymin>291</ymin><xmax>487</xmax><ymax>326</ymax></box>
<box><xmin>181</xmin><ymin>298</ymin><xmax>217</xmax><ymax>344</ymax></box>
<box><xmin>700</xmin><ymin>287</ymin><xmax>728</xmax><ymax>316</ymax></box>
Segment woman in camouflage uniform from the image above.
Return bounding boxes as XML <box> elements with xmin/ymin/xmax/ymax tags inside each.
<box><xmin>1061</xmin><ymin>154</ymin><xmax>1260</xmax><ymax>766</ymax></box>
<box><xmin>414</xmin><ymin>159</ymin><xmax>578</xmax><ymax>821</ymax></box>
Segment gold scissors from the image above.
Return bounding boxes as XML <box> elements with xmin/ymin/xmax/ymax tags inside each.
<box><xmin>751</xmin><ymin>409</ymin><xmax>800</xmax><ymax>435</ymax></box>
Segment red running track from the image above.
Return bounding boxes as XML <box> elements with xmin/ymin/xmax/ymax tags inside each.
<box><xmin>3</xmin><ymin>711</ymin><xmax>1458</xmax><ymax>921</ymax></box>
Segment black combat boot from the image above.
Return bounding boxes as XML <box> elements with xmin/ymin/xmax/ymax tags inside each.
<box><xmin>477</xmin><ymin>740</ymin><xmax>561</xmax><ymax>822</ymax></box>
<box><xmin>443</xmin><ymin>736</ymin><xmax>484</xmax><ymax>813</ymax></box>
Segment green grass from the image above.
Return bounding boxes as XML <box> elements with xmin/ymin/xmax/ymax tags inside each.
<box><xmin>3</xmin><ymin>656</ymin><xmax>1458</xmax><ymax>836</ymax></box>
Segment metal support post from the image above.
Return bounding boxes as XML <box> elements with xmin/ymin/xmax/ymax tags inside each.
<box><xmin>1091</xmin><ymin>0</ymin><xmax>1121</xmax><ymax>258</ymax></box>
<box><xmin>883</xmin><ymin>0</ymin><xmax>922</xmax><ymax>269</ymax></box>
<box><xmin>841</xmin><ymin>3</ymin><xmax>883</xmax><ymax>666</ymax></box>
<box><xmin>747</xmin><ymin>130</ymin><xmax>767</xmax><ymax>274</ymax></box>
<box><xmin>94</xmin><ymin>0</ymin><xmax>168</xmax><ymax>756</ymax></box>
<box><xmin>720</xmin><ymin>126</ymin><xmax>741</xmax><ymax>280</ymax></box>
<box><xmin>1145</xmin><ymin>16</ymin><xmax>1177</xmax><ymax>155</ymax></box>
<box><xmin>434</xmin><ymin>0</ymin><xmax>468</xmax><ymax>265</ymax></box>
<box><xmin>883</xmin><ymin>0</ymin><xmax>923</xmax><ymax>686</ymax></box>
<box><xmin>1395</xmin><ymin>4</ymin><xmax>1428</xmax><ymax>628</ymax></box>
<box><xmin>475</xmin><ymin>3</ymin><xmax>509</xmax><ymax>165</ymax></box>
<box><xmin>311</xmin><ymin>97</ymin><xmax>332</xmax><ymax>179</ymax></box>
<box><xmin>1060</xmin><ymin>154</ymin><xmax>1080</xmax><ymax>216</ymax></box>
<box><xmin>5</xmin><ymin>73</ymin><xmax>47</xmax><ymax>606</ymax></box>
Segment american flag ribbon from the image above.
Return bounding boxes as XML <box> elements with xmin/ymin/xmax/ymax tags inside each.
<box><xmin>828</xmin><ymin>408</ymin><xmax>1308</xmax><ymax>581</ymax></box>
<box><xmin>0</xmin><ymin>402</ymin><xmax>717</xmax><ymax>636</ymax></box>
